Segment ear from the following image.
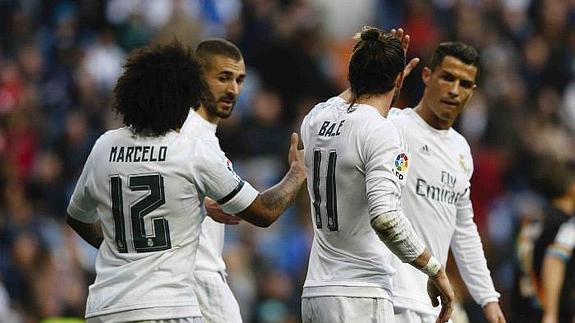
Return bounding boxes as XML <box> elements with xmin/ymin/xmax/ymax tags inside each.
<box><xmin>422</xmin><ymin>67</ymin><xmax>432</xmax><ymax>86</ymax></box>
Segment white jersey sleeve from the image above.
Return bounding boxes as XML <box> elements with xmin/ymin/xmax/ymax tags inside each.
<box><xmin>191</xmin><ymin>140</ymin><xmax>259</xmax><ymax>214</ymax></box>
<box><xmin>548</xmin><ymin>218</ymin><xmax>575</xmax><ymax>261</ymax></box>
<box><xmin>67</xmin><ymin>140</ymin><xmax>100</xmax><ymax>224</ymax></box>
<box><xmin>451</xmin><ymin>188</ymin><xmax>500</xmax><ymax>306</ymax></box>
<box><xmin>554</xmin><ymin>218</ymin><xmax>575</xmax><ymax>249</ymax></box>
<box><xmin>363</xmin><ymin>121</ymin><xmax>409</xmax><ymax>218</ymax></box>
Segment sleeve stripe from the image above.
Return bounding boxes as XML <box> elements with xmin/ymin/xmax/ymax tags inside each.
<box><xmin>217</xmin><ymin>181</ymin><xmax>245</xmax><ymax>205</ymax></box>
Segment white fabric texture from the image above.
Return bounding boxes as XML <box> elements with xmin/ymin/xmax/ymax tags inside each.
<box><xmin>301</xmin><ymin>296</ymin><xmax>394</xmax><ymax>323</ymax></box>
<box><xmin>194</xmin><ymin>271</ymin><xmax>243</xmax><ymax>323</ymax></box>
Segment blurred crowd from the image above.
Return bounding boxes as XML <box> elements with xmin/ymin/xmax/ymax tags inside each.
<box><xmin>0</xmin><ymin>0</ymin><xmax>574</xmax><ymax>322</ymax></box>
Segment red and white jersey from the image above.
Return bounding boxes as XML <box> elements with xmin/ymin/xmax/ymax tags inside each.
<box><xmin>388</xmin><ymin>107</ymin><xmax>499</xmax><ymax>314</ymax></box>
<box><xmin>300</xmin><ymin>96</ymin><xmax>410</xmax><ymax>300</ymax></box>
<box><xmin>181</xmin><ymin>109</ymin><xmax>227</xmax><ymax>273</ymax></box>
<box><xmin>67</xmin><ymin>127</ymin><xmax>258</xmax><ymax>320</ymax></box>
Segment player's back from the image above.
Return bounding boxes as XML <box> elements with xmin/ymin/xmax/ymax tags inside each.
<box><xmin>300</xmin><ymin>96</ymin><xmax>408</xmax><ymax>299</ymax></box>
<box><xmin>70</xmin><ymin>127</ymin><xmax>209</xmax><ymax>319</ymax></box>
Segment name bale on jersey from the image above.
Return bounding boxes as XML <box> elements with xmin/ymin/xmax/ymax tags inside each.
<box><xmin>109</xmin><ymin>145</ymin><xmax>167</xmax><ymax>163</ymax></box>
<box><xmin>318</xmin><ymin>120</ymin><xmax>345</xmax><ymax>137</ymax></box>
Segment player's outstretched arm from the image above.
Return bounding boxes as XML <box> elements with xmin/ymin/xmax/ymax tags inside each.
<box><xmin>236</xmin><ymin>133</ymin><xmax>306</xmax><ymax>227</ymax></box>
<box><xmin>66</xmin><ymin>215</ymin><xmax>104</xmax><ymax>248</ymax></box>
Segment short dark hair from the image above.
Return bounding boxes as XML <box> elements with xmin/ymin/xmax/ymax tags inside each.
<box><xmin>112</xmin><ymin>41</ymin><xmax>204</xmax><ymax>136</ymax></box>
<box><xmin>348</xmin><ymin>27</ymin><xmax>405</xmax><ymax>102</ymax></box>
<box><xmin>195</xmin><ymin>38</ymin><xmax>243</xmax><ymax>69</ymax></box>
<box><xmin>428</xmin><ymin>41</ymin><xmax>480</xmax><ymax>71</ymax></box>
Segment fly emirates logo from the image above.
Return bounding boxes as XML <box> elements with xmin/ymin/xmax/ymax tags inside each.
<box><xmin>415</xmin><ymin>170</ymin><xmax>465</xmax><ymax>205</ymax></box>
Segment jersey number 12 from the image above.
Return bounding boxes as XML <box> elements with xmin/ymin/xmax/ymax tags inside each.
<box><xmin>312</xmin><ymin>149</ymin><xmax>339</xmax><ymax>231</ymax></box>
<box><xmin>110</xmin><ymin>173</ymin><xmax>171</xmax><ymax>253</ymax></box>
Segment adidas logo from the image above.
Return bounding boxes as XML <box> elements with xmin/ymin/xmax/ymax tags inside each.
<box><xmin>419</xmin><ymin>145</ymin><xmax>429</xmax><ymax>154</ymax></box>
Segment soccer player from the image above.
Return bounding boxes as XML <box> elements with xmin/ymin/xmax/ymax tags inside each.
<box><xmin>387</xmin><ymin>41</ymin><xmax>506</xmax><ymax>323</ymax></box>
<box><xmin>300</xmin><ymin>26</ymin><xmax>454</xmax><ymax>323</ymax></box>
<box><xmin>540</xmin><ymin>216</ymin><xmax>575</xmax><ymax>323</ymax></box>
<box><xmin>513</xmin><ymin>159</ymin><xmax>575</xmax><ymax>323</ymax></box>
<box><xmin>179</xmin><ymin>38</ymin><xmax>246</xmax><ymax>323</ymax></box>
<box><xmin>66</xmin><ymin>41</ymin><xmax>306</xmax><ymax>323</ymax></box>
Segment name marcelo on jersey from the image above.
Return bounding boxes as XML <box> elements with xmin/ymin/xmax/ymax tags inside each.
<box><xmin>109</xmin><ymin>145</ymin><xmax>167</xmax><ymax>162</ymax></box>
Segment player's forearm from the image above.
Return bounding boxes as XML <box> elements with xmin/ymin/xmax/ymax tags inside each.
<box><xmin>259</xmin><ymin>164</ymin><xmax>306</xmax><ymax>222</ymax></box>
<box><xmin>452</xmin><ymin>208</ymin><xmax>500</xmax><ymax>305</ymax></box>
<box><xmin>66</xmin><ymin>215</ymin><xmax>103</xmax><ymax>248</ymax></box>
<box><xmin>370</xmin><ymin>210</ymin><xmax>425</xmax><ymax>263</ymax></box>
<box><xmin>541</xmin><ymin>254</ymin><xmax>565</xmax><ymax>318</ymax></box>
<box><xmin>237</xmin><ymin>164</ymin><xmax>306</xmax><ymax>227</ymax></box>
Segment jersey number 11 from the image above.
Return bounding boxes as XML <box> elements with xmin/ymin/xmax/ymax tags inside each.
<box><xmin>313</xmin><ymin>149</ymin><xmax>339</xmax><ymax>231</ymax></box>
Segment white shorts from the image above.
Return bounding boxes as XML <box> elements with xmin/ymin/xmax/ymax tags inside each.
<box><xmin>194</xmin><ymin>271</ymin><xmax>242</xmax><ymax>323</ymax></box>
<box><xmin>87</xmin><ymin>316</ymin><xmax>202</xmax><ymax>323</ymax></box>
<box><xmin>394</xmin><ymin>308</ymin><xmax>437</xmax><ymax>323</ymax></box>
<box><xmin>301</xmin><ymin>296</ymin><xmax>394</xmax><ymax>323</ymax></box>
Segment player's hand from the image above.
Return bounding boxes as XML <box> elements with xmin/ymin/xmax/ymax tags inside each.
<box><xmin>390</xmin><ymin>28</ymin><xmax>420</xmax><ymax>79</ymax></box>
<box><xmin>288</xmin><ymin>133</ymin><xmax>305</xmax><ymax>174</ymax></box>
<box><xmin>482</xmin><ymin>302</ymin><xmax>506</xmax><ymax>323</ymax></box>
<box><xmin>205</xmin><ymin>197</ymin><xmax>241</xmax><ymax>225</ymax></box>
<box><xmin>427</xmin><ymin>268</ymin><xmax>455</xmax><ymax>323</ymax></box>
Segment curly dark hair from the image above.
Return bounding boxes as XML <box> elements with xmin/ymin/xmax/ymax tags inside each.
<box><xmin>348</xmin><ymin>26</ymin><xmax>405</xmax><ymax>104</ymax></box>
<box><xmin>112</xmin><ymin>41</ymin><xmax>204</xmax><ymax>136</ymax></box>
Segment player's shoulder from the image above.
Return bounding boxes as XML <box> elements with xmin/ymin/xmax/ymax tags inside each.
<box><xmin>305</xmin><ymin>96</ymin><xmax>346</xmax><ymax>118</ymax></box>
<box><xmin>178</xmin><ymin>134</ymin><xmax>225</xmax><ymax>162</ymax></box>
<box><xmin>388</xmin><ymin>107</ymin><xmax>411</xmax><ymax>118</ymax></box>
<box><xmin>92</xmin><ymin>127</ymin><xmax>130</xmax><ymax>149</ymax></box>
<box><xmin>387</xmin><ymin>107</ymin><xmax>415</xmax><ymax>128</ymax></box>
<box><xmin>360</xmin><ymin>111</ymin><xmax>403</xmax><ymax>145</ymax></box>
<box><xmin>448</xmin><ymin>128</ymin><xmax>472</xmax><ymax>154</ymax></box>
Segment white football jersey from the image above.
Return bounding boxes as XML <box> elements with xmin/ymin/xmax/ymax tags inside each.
<box><xmin>300</xmin><ymin>96</ymin><xmax>410</xmax><ymax>299</ymax></box>
<box><xmin>181</xmin><ymin>109</ymin><xmax>227</xmax><ymax>273</ymax></box>
<box><xmin>67</xmin><ymin>127</ymin><xmax>258</xmax><ymax>320</ymax></box>
<box><xmin>388</xmin><ymin>108</ymin><xmax>499</xmax><ymax>314</ymax></box>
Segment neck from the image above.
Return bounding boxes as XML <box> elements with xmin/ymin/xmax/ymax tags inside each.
<box><xmin>553</xmin><ymin>196</ymin><xmax>575</xmax><ymax>215</ymax></box>
<box><xmin>196</xmin><ymin>105</ymin><xmax>219</xmax><ymax>125</ymax></box>
<box><xmin>414</xmin><ymin>99</ymin><xmax>452</xmax><ymax>130</ymax></box>
<box><xmin>349</xmin><ymin>91</ymin><xmax>396</xmax><ymax>117</ymax></box>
